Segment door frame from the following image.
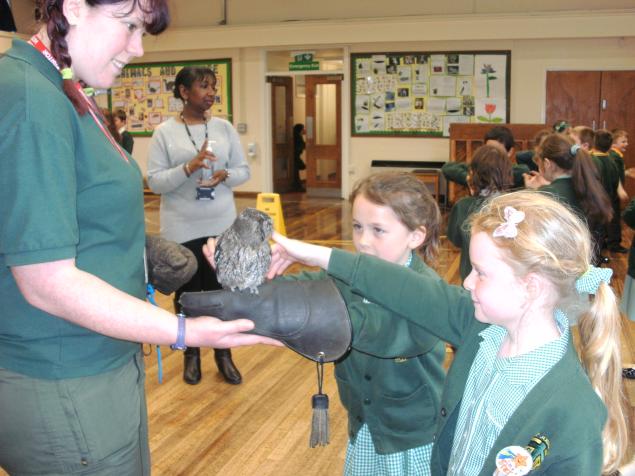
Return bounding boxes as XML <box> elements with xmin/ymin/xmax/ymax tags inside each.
<box><xmin>263</xmin><ymin>46</ymin><xmax>350</xmax><ymax>198</ymax></box>
<box><xmin>268</xmin><ymin>75</ymin><xmax>294</xmax><ymax>193</ymax></box>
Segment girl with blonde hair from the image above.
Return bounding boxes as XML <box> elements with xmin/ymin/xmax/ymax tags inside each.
<box><xmin>269</xmin><ymin>190</ymin><xmax>628</xmax><ymax>475</ymax></box>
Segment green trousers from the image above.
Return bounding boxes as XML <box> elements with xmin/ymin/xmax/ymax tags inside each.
<box><xmin>0</xmin><ymin>351</ymin><xmax>149</xmax><ymax>475</ymax></box>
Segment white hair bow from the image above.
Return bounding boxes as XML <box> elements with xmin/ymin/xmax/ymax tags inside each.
<box><xmin>493</xmin><ymin>206</ymin><xmax>525</xmax><ymax>239</ymax></box>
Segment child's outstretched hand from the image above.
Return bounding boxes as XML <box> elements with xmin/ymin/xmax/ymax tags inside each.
<box><xmin>267</xmin><ymin>232</ymin><xmax>332</xmax><ymax>279</ymax></box>
<box><xmin>202</xmin><ymin>237</ymin><xmax>217</xmax><ymax>269</ymax></box>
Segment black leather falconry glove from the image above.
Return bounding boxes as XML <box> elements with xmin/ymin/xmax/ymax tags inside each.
<box><xmin>179</xmin><ymin>279</ymin><xmax>352</xmax><ymax>363</ymax></box>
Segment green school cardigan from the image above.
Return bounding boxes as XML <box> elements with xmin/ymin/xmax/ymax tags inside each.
<box><xmin>327</xmin><ymin>249</ymin><xmax>607</xmax><ymax>476</ymax></box>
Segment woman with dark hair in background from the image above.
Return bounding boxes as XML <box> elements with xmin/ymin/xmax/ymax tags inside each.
<box><xmin>148</xmin><ymin>65</ymin><xmax>251</xmax><ymax>386</ymax></box>
<box><xmin>0</xmin><ymin>2</ymin><xmax>274</xmax><ymax>473</ymax></box>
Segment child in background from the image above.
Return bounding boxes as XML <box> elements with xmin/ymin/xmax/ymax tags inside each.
<box><xmin>100</xmin><ymin>108</ymin><xmax>122</xmax><ymax>146</ymax></box>
<box><xmin>447</xmin><ymin>145</ymin><xmax>513</xmax><ymax>280</ymax></box>
<box><xmin>442</xmin><ymin>126</ymin><xmax>529</xmax><ymax>190</ymax></box>
<box><xmin>113</xmin><ymin>109</ymin><xmax>134</xmax><ymax>154</ymax></box>
<box><xmin>609</xmin><ymin>129</ymin><xmax>628</xmax><ymax>201</ymax></box>
<box><xmin>514</xmin><ymin>128</ymin><xmax>552</xmax><ymax>173</ymax></box>
<box><xmin>571</xmin><ymin>125</ymin><xmax>595</xmax><ymax>151</ymax></box>
<box><xmin>270</xmin><ymin>190</ymin><xmax>628</xmax><ymax>475</ymax></box>
<box><xmin>524</xmin><ymin>133</ymin><xmax>613</xmax><ymax>265</ymax></box>
<box><xmin>593</xmin><ymin>130</ymin><xmax>626</xmax><ymax>253</ymax></box>
<box><xmin>610</xmin><ymin>129</ymin><xmax>628</xmax><ymax>186</ymax></box>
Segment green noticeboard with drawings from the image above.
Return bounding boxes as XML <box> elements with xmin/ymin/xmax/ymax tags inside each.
<box><xmin>108</xmin><ymin>58</ymin><xmax>232</xmax><ymax>137</ymax></box>
<box><xmin>351</xmin><ymin>51</ymin><xmax>510</xmax><ymax>137</ymax></box>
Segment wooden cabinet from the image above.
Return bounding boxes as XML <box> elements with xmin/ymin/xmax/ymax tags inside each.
<box><xmin>546</xmin><ymin>70</ymin><xmax>635</xmax><ymax>193</ymax></box>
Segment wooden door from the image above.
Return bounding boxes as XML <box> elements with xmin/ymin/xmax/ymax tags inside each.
<box><xmin>546</xmin><ymin>71</ymin><xmax>602</xmax><ymax>129</ymax></box>
<box><xmin>600</xmin><ymin>71</ymin><xmax>635</xmax><ymax>194</ymax></box>
<box><xmin>305</xmin><ymin>75</ymin><xmax>342</xmax><ymax>194</ymax></box>
<box><xmin>269</xmin><ymin>76</ymin><xmax>294</xmax><ymax>193</ymax></box>
<box><xmin>546</xmin><ymin>70</ymin><xmax>635</xmax><ymax>195</ymax></box>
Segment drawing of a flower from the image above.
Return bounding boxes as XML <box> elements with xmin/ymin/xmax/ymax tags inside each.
<box><xmin>481</xmin><ymin>64</ymin><xmax>497</xmax><ymax>97</ymax></box>
<box><xmin>477</xmin><ymin>103</ymin><xmax>502</xmax><ymax>123</ymax></box>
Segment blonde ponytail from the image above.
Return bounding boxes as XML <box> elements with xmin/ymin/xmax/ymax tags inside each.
<box><xmin>577</xmin><ymin>282</ymin><xmax>628</xmax><ymax>474</ymax></box>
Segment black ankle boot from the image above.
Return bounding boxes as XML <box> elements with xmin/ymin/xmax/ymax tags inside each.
<box><xmin>183</xmin><ymin>347</ymin><xmax>201</xmax><ymax>385</ymax></box>
<box><xmin>214</xmin><ymin>348</ymin><xmax>242</xmax><ymax>385</ymax></box>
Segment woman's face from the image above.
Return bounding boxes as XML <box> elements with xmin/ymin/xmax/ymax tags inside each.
<box><xmin>180</xmin><ymin>75</ymin><xmax>217</xmax><ymax>112</ymax></box>
<box><xmin>65</xmin><ymin>1</ymin><xmax>146</xmax><ymax>88</ymax></box>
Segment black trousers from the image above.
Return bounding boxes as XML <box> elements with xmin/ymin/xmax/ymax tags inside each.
<box><xmin>173</xmin><ymin>236</ymin><xmax>221</xmax><ymax>314</ymax></box>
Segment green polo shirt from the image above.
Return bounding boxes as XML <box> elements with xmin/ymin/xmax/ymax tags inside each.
<box><xmin>0</xmin><ymin>39</ymin><xmax>145</xmax><ymax>379</ymax></box>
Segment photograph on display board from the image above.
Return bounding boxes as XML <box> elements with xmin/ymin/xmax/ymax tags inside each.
<box><xmin>351</xmin><ymin>50</ymin><xmax>510</xmax><ymax>137</ymax></box>
<box><xmin>108</xmin><ymin>59</ymin><xmax>232</xmax><ymax>136</ymax></box>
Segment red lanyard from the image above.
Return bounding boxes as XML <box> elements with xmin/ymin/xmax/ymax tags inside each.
<box><xmin>28</xmin><ymin>36</ymin><xmax>129</xmax><ymax>163</ymax></box>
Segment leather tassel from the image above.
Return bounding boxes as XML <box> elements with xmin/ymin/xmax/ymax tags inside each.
<box><xmin>309</xmin><ymin>354</ymin><xmax>330</xmax><ymax>447</ymax></box>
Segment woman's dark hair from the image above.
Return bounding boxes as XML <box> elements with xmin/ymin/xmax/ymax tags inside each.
<box><xmin>293</xmin><ymin>123</ymin><xmax>304</xmax><ymax>137</ymax></box>
<box><xmin>538</xmin><ymin>133</ymin><xmax>613</xmax><ymax>225</ymax></box>
<box><xmin>37</xmin><ymin>0</ymin><xmax>169</xmax><ymax>114</ymax></box>
<box><xmin>469</xmin><ymin>144</ymin><xmax>513</xmax><ymax>196</ymax></box>
<box><xmin>173</xmin><ymin>66</ymin><xmax>216</xmax><ymax>100</ymax></box>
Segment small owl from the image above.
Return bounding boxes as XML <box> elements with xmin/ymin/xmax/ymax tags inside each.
<box><xmin>214</xmin><ymin>208</ymin><xmax>274</xmax><ymax>293</ymax></box>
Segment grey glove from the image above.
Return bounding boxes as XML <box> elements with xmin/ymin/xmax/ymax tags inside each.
<box><xmin>146</xmin><ymin>234</ymin><xmax>197</xmax><ymax>295</ymax></box>
<box><xmin>179</xmin><ymin>279</ymin><xmax>352</xmax><ymax>362</ymax></box>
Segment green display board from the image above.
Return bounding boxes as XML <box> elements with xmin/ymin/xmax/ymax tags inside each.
<box><xmin>108</xmin><ymin>59</ymin><xmax>232</xmax><ymax>136</ymax></box>
<box><xmin>351</xmin><ymin>51</ymin><xmax>510</xmax><ymax>137</ymax></box>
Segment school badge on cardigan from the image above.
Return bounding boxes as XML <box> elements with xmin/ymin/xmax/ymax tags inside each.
<box><xmin>494</xmin><ymin>446</ymin><xmax>533</xmax><ymax>475</ymax></box>
<box><xmin>493</xmin><ymin>434</ymin><xmax>551</xmax><ymax>475</ymax></box>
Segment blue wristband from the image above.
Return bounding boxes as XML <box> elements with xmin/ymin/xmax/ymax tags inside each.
<box><xmin>170</xmin><ymin>313</ymin><xmax>187</xmax><ymax>350</ymax></box>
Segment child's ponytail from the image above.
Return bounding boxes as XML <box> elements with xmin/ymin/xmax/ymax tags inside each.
<box><xmin>577</xmin><ymin>281</ymin><xmax>628</xmax><ymax>474</ymax></box>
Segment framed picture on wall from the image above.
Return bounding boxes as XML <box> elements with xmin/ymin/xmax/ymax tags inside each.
<box><xmin>108</xmin><ymin>58</ymin><xmax>233</xmax><ymax>136</ymax></box>
<box><xmin>351</xmin><ymin>50</ymin><xmax>510</xmax><ymax>137</ymax></box>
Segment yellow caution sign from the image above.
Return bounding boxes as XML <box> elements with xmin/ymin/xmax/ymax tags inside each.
<box><xmin>256</xmin><ymin>193</ymin><xmax>286</xmax><ymax>235</ymax></box>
